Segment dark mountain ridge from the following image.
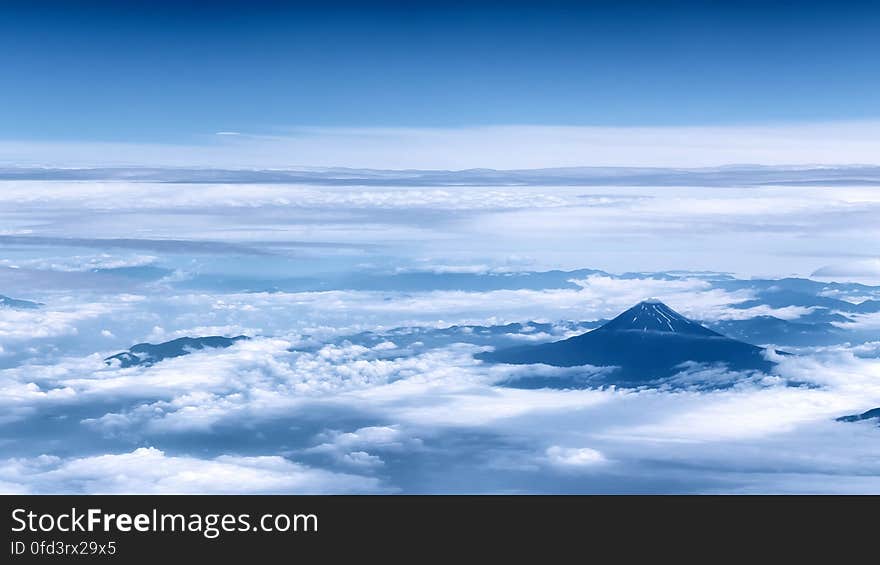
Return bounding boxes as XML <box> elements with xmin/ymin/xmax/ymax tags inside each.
<box><xmin>105</xmin><ymin>335</ymin><xmax>249</xmax><ymax>368</ymax></box>
<box><xmin>0</xmin><ymin>294</ymin><xmax>42</xmax><ymax>309</ymax></box>
<box><xmin>476</xmin><ymin>300</ymin><xmax>780</xmax><ymax>385</ymax></box>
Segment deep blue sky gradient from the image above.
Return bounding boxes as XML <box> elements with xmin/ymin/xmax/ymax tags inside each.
<box><xmin>1</xmin><ymin>1</ymin><xmax>879</xmax><ymax>142</ymax></box>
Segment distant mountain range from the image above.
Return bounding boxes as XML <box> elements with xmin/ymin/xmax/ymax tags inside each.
<box><xmin>104</xmin><ymin>335</ymin><xmax>249</xmax><ymax>368</ymax></box>
<box><xmin>0</xmin><ymin>294</ymin><xmax>41</xmax><ymax>309</ymax></box>
<box><xmin>837</xmin><ymin>407</ymin><xmax>880</xmax><ymax>424</ymax></box>
<box><xmin>706</xmin><ymin>316</ymin><xmax>849</xmax><ymax>347</ymax></box>
<box><xmin>476</xmin><ymin>300</ymin><xmax>780</xmax><ymax>386</ymax></box>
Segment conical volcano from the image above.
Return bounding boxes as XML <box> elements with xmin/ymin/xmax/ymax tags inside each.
<box><xmin>476</xmin><ymin>300</ymin><xmax>777</xmax><ymax>384</ymax></box>
<box><xmin>598</xmin><ymin>299</ymin><xmax>719</xmax><ymax>336</ymax></box>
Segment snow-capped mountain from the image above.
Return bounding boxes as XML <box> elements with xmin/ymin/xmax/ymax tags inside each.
<box><xmin>598</xmin><ymin>299</ymin><xmax>719</xmax><ymax>335</ymax></box>
<box><xmin>476</xmin><ymin>300</ymin><xmax>779</xmax><ymax>385</ymax></box>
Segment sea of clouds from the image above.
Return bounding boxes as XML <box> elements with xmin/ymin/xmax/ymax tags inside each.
<box><xmin>0</xmin><ymin>177</ymin><xmax>879</xmax><ymax>493</ymax></box>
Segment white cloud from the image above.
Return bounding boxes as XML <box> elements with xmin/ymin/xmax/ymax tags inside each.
<box><xmin>303</xmin><ymin>425</ymin><xmax>424</xmax><ymax>468</ymax></box>
<box><xmin>338</xmin><ymin>451</ymin><xmax>384</xmax><ymax>468</ymax></box>
<box><xmin>0</xmin><ymin>447</ymin><xmax>387</xmax><ymax>494</ymax></box>
<box><xmin>0</xmin><ymin>181</ymin><xmax>574</xmax><ymax>212</ymax></box>
<box><xmin>813</xmin><ymin>258</ymin><xmax>880</xmax><ymax>277</ymax></box>
<box><xmin>311</xmin><ymin>425</ymin><xmax>420</xmax><ymax>452</ymax></box>
<box><xmin>710</xmin><ymin>305</ymin><xmax>815</xmax><ymax>321</ymax></box>
<box><xmin>0</xmin><ymin>254</ymin><xmax>157</xmax><ymax>273</ymax></box>
<box><xmin>833</xmin><ymin>312</ymin><xmax>880</xmax><ymax>330</ymax></box>
<box><xmin>3</xmin><ymin>314</ymin><xmax>880</xmax><ymax>493</ymax></box>
<box><xmin>813</xmin><ymin>259</ymin><xmax>880</xmax><ymax>284</ymax></box>
<box><xmin>3</xmin><ymin>180</ymin><xmax>879</xmax><ymax>278</ymax></box>
<box><xmin>148</xmin><ymin>275</ymin><xmax>757</xmax><ymax>331</ymax></box>
<box><xmin>2</xmin><ymin>171</ymin><xmax>880</xmax><ymax>493</ymax></box>
<box><xmin>544</xmin><ymin>446</ymin><xmax>607</xmax><ymax>469</ymax></box>
<box><xmin>0</xmin><ymin>302</ymin><xmax>115</xmax><ymax>341</ymax></box>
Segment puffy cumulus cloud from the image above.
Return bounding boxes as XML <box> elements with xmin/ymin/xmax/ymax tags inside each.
<box><xmin>0</xmin><ymin>327</ymin><xmax>857</xmax><ymax>452</ymax></box>
<box><xmin>337</xmin><ymin>452</ymin><xmax>384</xmax><ymax>468</ymax></box>
<box><xmin>1</xmin><ymin>264</ymin><xmax>878</xmax><ymax>493</ymax></box>
<box><xmin>0</xmin><ymin>300</ymin><xmax>120</xmax><ymax>341</ymax></box>
<box><xmin>311</xmin><ymin>425</ymin><xmax>421</xmax><ymax>452</ymax></box>
<box><xmin>305</xmin><ymin>425</ymin><xmax>424</xmax><ymax>468</ymax></box>
<box><xmin>0</xmin><ymin>338</ymin><xmax>294</xmax><ymax>426</ymax></box>
<box><xmin>33</xmin><ymin>334</ymin><xmax>874</xmax><ymax>449</ymax></box>
<box><xmin>773</xmin><ymin>345</ymin><xmax>880</xmax><ymax>391</ymax></box>
<box><xmin>71</xmin><ymin>341</ymin><xmax>497</xmax><ymax>436</ymax></box>
<box><xmin>544</xmin><ymin>446</ymin><xmax>607</xmax><ymax>469</ymax></box>
<box><xmin>0</xmin><ymin>447</ymin><xmax>387</xmax><ymax>494</ymax></box>
<box><xmin>90</xmin><ymin>345</ymin><xmax>492</xmax><ymax>435</ymax></box>
<box><xmin>67</xmin><ymin>341</ymin><xmax>618</xmax><ymax>437</ymax></box>
<box><xmin>656</xmin><ymin>363</ymin><xmax>782</xmax><ymax>391</ymax></box>
<box><xmin>833</xmin><ymin>311</ymin><xmax>880</xmax><ymax>331</ymax></box>
<box><xmin>82</xmin><ymin>392</ymin><xmax>240</xmax><ymax>437</ymax></box>
<box><xmin>5</xmin><ymin>325</ymin><xmax>880</xmax><ymax>492</ymax></box>
<box><xmin>0</xmin><ymin>380</ymin><xmax>78</xmax><ymax>425</ymax></box>
<box><xmin>848</xmin><ymin>341</ymin><xmax>880</xmax><ymax>358</ymax></box>
<box><xmin>504</xmin><ymin>331</ymin><xmax>558</xmax><ymax>342</ymax></box>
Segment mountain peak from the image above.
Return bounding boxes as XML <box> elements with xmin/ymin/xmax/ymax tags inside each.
<box><xmin>597</xmin><ymin>300</ymin><xmax>719</xmax><ymax>336</ymax></box>
<box><xmin>476</xmin><ymin>300</ymin><xmax>776</xmax><ymax>385</ymax></box>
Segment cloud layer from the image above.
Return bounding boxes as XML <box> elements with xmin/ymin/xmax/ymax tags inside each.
<box><xmin>0</xmin><ymin>447</ymin><xmax>385</xmax><ymax>494</ymax></box>
<box><xmin>3</xmin><ymin>122</ymin><xmax>880</xmax><ymax>169</ymax></box>
<box><xmin>1</xmin><ymin>175</ymin><xmax>879</xmax><ymax>493</ymax></box>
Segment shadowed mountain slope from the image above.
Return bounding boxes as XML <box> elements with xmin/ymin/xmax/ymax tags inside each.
<box><xmin>105</xmin><ymin>336</ymin><xmax>249</xmax><ymax>368</ymax></box>
<box><xmin>476</xmin><ymin>300</ymin><xmax>779</xmax><ymax>384</ymax></box>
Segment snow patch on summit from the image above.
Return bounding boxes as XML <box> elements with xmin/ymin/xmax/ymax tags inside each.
<box><xmin>598</xmin><ymin>300</ymin><xmax>720</xmax><ymax>336</ymax></box>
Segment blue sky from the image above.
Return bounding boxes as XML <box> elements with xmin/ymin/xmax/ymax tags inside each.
<box><xmin>1</xmin><ymin>0</ymin><xmax>879</xmax><ymax>146</ymax></box>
